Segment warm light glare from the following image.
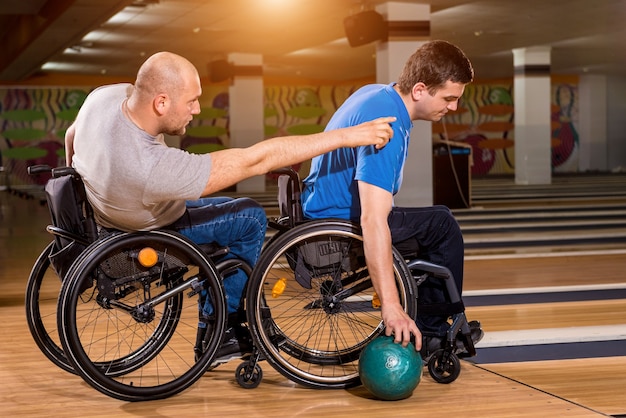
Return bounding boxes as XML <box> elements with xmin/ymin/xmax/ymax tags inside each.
<box><xmin>82</xmin><ymin>30</ymin><xmax>107</xmax><ymax>42</ymax></box>
<box><xmin>254</xmin><ymin>0</ymin><xmax>300</xmax><ymax>16</ymax></box>
<box><xmin>287</xmin><ymin>38</ymin><xmax>349</xmax><ymax>56</ymax></box>
<box><xmin>286</xmin><ymin>47</ymin><xmax>319</xmax><ymax>57</ymax></box>
<box><xmin>262</xmin><ymin>0</ymin><xmax>291</xmax><ymax>7</ymax></box>
<box><xmin>42</xmin><ymin>62</ymin><xmax>78</xmax><ymax>71</ymax></box>
<box><xmin>103</xmin><ymin>10</ymin><xmax>139</xmax><ymax>26</ymax></box>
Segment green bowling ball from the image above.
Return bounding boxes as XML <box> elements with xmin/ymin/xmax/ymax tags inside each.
<box><xmin>359</xmin><ymin>335</ymin><xmax>422</xmax><ymax>401</ymax></box>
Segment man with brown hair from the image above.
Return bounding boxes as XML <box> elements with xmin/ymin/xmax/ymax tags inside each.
<box><xmin>302</xmin><ymin>41</ymin><xmax>483</xmax><ymax>359</ymax></box>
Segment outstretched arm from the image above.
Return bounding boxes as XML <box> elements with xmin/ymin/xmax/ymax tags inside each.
<box><xmin>200</xmin><ymin>116</ymin><xmax>396</xmax><ymax>196</ymax></box>
<box><xmin>358</xmin><ymin>181</ymin><xmax>422</xmax><ymax>350</ymax></box>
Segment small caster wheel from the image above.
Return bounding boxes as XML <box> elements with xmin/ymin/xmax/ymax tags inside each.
<box><xmin>236</xmin><ymin>360</ymin><xmax>263</xmax><ymax>389</ymax></box>
<box><xmin>427</xmin><ymin>349</ymin><xmax>461</xmax><ymax>384</ymax></box>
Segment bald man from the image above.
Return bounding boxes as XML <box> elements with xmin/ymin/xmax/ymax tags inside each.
<box><xmin>65</xmin><ymin>51</ymin><xmax>396</xmax><ymax>367</ymax></box>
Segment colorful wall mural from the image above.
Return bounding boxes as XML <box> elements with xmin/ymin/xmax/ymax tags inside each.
<box><xmin>0</xmin><ymin>88</ymin><xmax>90</xmax><ymax>186</ymax></box>
<box><xmin>0</xmin><ymin>78</ymin><xmax>579</xmax><ymax>189</ymax></box>
<box><xmin>436</xmin><ymin>78</ymin><xmax>580</xmax><ymax>176</ymax></box>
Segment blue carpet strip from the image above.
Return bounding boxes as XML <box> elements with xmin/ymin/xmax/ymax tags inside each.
<box><xmin>462</xmin><ymin>288</ymin><xmax>626</xmax><ymax>364</ymax></box>
<box><xmin>463</xmin><ymin>288</ymin><xmax>626</xmax><ymax>307</ymax></box>
<box><xmin>468</xmin><ymin>340</ymin><xmax>626</xmax><ymax>364</ymax></box>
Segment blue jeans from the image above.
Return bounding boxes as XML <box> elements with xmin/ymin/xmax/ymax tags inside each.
<box><xmin>172</xmin><ymin>197</ymin><xmax>267</xmax><ymax>320</ymax></box>
<box><xmin>388</xmin><ymin>205</ymin><xmax>465</xmax><ymax>337</ymax></box>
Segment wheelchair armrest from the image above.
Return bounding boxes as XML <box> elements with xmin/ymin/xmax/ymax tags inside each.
<box><xmin>51</xmin><ymin>166</ymin><xmax>78</xmax><ymax>178</ymax></box>
<box><xmin>46</xmin><ymin>225</ymin><xmax>91</xmax><ymax>246</ymax></box>
<box><xmin>270</xmin><ymin>167</ymin><xmax>300</xmax><ymax>183</ymax></box>
<box><xmin>268</xmin><ymin>218</ymin><xmax>291</xmax><ymax>232</ymax></box>
<box><xmin>27</xmin><ymin>165</ymin><xmax>52</xmax><ymax>176</ymax></box>
<box><xmin>28</xmin><ymin>165</ymin><xmax>78</xmax><ymax>178</ymax></box>
<box><xmin>198</xmin><ymin>243</ymin><xmax>229</xmax><ymax>259</ymax></box>
<box><xmin>406</xmin><ymin>259</ymin><xmax>452</xmax><ymax>280</ymax></box>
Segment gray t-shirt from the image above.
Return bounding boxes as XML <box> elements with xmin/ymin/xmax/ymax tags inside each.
<box><xmin>72</xmin><ymin>83</ymin><xmax>212</xmax><ymax>231</ymax></box>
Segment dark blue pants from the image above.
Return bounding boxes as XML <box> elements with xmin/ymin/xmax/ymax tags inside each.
<box><xmin>388</xmin><ymin>205</ymin><xmax>464</xmax><ymax>336</ymax></box>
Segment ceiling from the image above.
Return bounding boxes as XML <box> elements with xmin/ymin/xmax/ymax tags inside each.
<box><xmin>1</xmin><ymin>0</ymin><xmax>625</xmax><ymax>83</ymax></box>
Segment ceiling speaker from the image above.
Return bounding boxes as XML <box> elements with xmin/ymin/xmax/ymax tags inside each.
<box><xmin>343</xmin><ymin>10</ymin><xmax>387</xmax><ymax>47</ymax></box>
<box><xmin>208</xmin><ymin>59</ymin><xmax>233</xmax><ymax>83</ymax></box>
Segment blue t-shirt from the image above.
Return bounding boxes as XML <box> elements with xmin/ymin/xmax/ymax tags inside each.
<box><xmin>302</xmin><ymin>83</ymin><xmax>412</xmax><ymax>221</ymax></box>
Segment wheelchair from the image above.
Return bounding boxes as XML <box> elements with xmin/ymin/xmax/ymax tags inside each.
<box><xmin>235</xmin><ymin>168</ymin><xmax>477</xmax><ymax>389</ymax></box>
<box><xmin>25</xmin><ymin>165</ymin><xmax>250</xmax><ymax>401</ymax></box>
<box><xmin>25</xmin><ymin>165</ymin><xmax>476</xmax><ymax>400</ymax></box>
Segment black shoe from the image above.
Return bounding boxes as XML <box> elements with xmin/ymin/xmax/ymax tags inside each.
<box><xmin>420</xmin><ymin>320</ymin><xmax>484</xmax><ymax>362</ymax></box>
<box><xmin>455</xmin><ymin>320</ymin><xmax>484</xmax><ymax>355</ymax></box>
<box><xmin>420</xmin><ymin>335</ymin><xmax>445</xmax><ymax>363</ymax></box>
<box><xmin>210</xmin><ymin>324</ymin><xmax>253</xmax><ymax>368</ymax></box>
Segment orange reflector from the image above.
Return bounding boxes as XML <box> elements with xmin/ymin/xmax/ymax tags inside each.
<box><xmin>272</xmin><ymin>277</ymin><xmax>287</xmax><ymax>298</ymax></box>
<box><xmin>138</xmin><ymin>247</ymin><xmax>158</xmax><ymax>267</ymax></box>
<box><xmin>372</xmin><ymin>292</ymin><xmax>381</xmax><ymax>309</ymax></box>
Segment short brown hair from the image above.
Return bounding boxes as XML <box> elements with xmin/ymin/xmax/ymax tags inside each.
<box><xmin>397</xmin><ymin>40</ymin><xmax>474</xmax><ymax>95</ymax></box>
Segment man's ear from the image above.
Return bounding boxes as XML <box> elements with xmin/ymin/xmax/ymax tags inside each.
<box><xmin>153</xmin><ymin>94</ymin><xmax>169</xmax><ymax>116</ymax></box>
<box><xmin>411</xmin><ymin>82</ymin><xmax>427</xmax><ymax>100</ymax></box>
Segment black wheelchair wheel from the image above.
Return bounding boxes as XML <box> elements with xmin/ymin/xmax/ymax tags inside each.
<box><xmin>235</xmin><ymin>360</ymin><xmax>263</xmax><ymax>389</ymax></box>
<box><xmin>57</xmin><ymin>230</ymin><xmax>227</xmax><ymax>401</ymax></box>
<box><xmin>246</xmin><ymin>219</ymin><xmax>417</xmax><ymax>389</ymax></box>
<box><xmin>427</xmin><ymin>349</ymin><xmax>461</xmax><ymax>384</ymax></box>
<box><xmin>25</xmin><ymin>242</ymin><xmax>74</xmax><ymax>374</ymax></box>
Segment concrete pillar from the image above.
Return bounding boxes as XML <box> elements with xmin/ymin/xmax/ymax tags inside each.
<box><xmin>578</xmin><ymin>74</ymin><xmax>607</xmax><ymax>172</ymax></box>
<box><xmin>513</xmin><ymin>46</ymin><xmax>552</xmax><ymax>185</ymax></box>
<box><xmin>375</xmin><ymin>2</ymin><xmax>432</xmax><ymax>206</ymax></box>
<box><xmin>227</xmin><ymin>52</ymin><xmax>265</xmax><ymax>193</ymax></box>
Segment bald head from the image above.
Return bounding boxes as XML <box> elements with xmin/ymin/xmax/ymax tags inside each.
<box><xmin>126</xmin><ymin>52</ymin><xmax>202</xmax><ymax>136</ymax></box>
<box><xmin>134</xmin><ymin>52</ymin><xmax>199</xmax><ymax>101</ymax></box>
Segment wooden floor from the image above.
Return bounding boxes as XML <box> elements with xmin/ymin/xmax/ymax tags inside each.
<box><xmin>1</xmin><ymin>176</ymin><xmax>626</xmax><ymax>417</ymax></box>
